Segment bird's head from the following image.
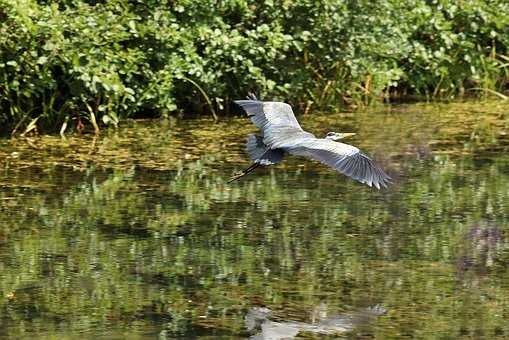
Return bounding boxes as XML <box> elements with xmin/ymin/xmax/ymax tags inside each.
<box><xmin>325</xmin><ymin>132</ymin><xmax>356</xmax><ymax>141</ymax></box>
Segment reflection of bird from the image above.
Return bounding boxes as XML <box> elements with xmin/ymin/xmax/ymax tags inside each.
<box><xmin>244</xmin><ymin>305</ymin><xmax>387</xmax><ymax>339</ymax></box>
<box><xmin>229</xmin><ymin>94</ymin><xmax>391</xmax><ymax>189</ymax></box>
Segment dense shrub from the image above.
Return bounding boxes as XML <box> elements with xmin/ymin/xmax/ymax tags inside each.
<box><xmin>0</xmin><ymin>0</ymin><xmax>508</xmax><ymax>133</ymax></box>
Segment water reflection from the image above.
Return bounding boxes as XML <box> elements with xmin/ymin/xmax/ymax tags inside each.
<box><xmin>0</xmin><ymin>154</ymin><xmax>508</xmax><ymax>338</ymax></box>
<box><xmin>456</xmin><ymin>221</ymin><xmax>507</xmax><ymax>277</ymax></box>
<box><xmin>1</xmin><ymin>103</ymin><xmax>509</xmax><ymax>338</ymax></box>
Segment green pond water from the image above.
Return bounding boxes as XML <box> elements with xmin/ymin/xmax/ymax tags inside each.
<box><xmin>1</xmin><ymin>101</ymin><xmax>509</xmax><ymax>339</ymax></box>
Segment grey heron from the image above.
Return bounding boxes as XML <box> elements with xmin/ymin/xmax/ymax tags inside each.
<box><xmin>229</xmin><ymin>94</ymin><xmax>391</xmax><ymax>189</ymax></box>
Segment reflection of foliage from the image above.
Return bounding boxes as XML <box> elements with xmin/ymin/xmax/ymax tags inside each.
<box><xmin>0</xmin><ymin>153</ymin><xmax>509</xmax><ymax>337</ymax></box>
<box><xmin>455</xmin><ymin>221</ymin><xmax>508</xmax><ymax>276</ymax></box>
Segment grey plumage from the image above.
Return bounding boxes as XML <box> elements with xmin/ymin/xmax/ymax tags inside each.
<box><xmin>246</xmin><ymin>134</ymin><xmax>285</xmax><ymax>165</ymax></box>
<box><xmin>234</xmin><ymin>98</ymin><xmax>391</xmax><ymax>189</ymax></box>
<box><xmin>285</xmin><ymin>139</ymin><xmax>389</xmax><ymax>189</ymax></box>
<box><xmin>235</xmin><ymin>100</ymin><xmax>304</xmax><ymax>133</ymax></box>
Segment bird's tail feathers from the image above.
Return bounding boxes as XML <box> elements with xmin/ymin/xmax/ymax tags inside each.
<box><xmin>246</xmin><ymin>92</ymin><xmax>258</xmax><ymax>101</ymax></box>
<box><xmin>246</xmin><ymin>134</ymin><xmax>267</xmax><ymax>161</ymax></box>
<box><xmin>246</xmin><ymin>134</ymin><xmax>284</xmax><ymax>165</ymax></box>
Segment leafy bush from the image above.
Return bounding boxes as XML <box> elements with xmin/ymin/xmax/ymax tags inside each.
<box><xmin>0</xmin><ymin>0</ymin><xmax>507</xmax><ymax>133</ymax></box>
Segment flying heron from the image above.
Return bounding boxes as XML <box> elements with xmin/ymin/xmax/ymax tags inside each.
<box><xmin>229</xmin><ymin>94</ymin><xmax>391</xmax><ymax>189</ymax></box>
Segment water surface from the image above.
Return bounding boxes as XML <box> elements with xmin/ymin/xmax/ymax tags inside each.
<box><xmin>1</xmin><ymin>101</ymin><xmax>508</xmax><ymax>338</ymax></box>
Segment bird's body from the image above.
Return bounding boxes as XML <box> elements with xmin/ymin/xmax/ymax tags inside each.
<box><xmin>231</xmin><ymin>95</ymin><xmax>391</xmax><ymax>189</ymax></box>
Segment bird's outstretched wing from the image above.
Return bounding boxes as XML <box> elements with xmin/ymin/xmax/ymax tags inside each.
<box><xmin>286</xmin><ymin>138</ymin><xmax>391</xmax><ymax>189</ymax></box>
<box><xmin>234</xmin><ymin>99</ymin><xmax>303</xmax><ymax>135</ymax></box>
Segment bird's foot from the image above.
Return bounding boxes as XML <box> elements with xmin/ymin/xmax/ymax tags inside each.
<box><xmin>227</xmin><ymin>162</ymin><xmax>260</xmax><ymax>184</ymax></box>
<box><xmin>227</xmin><ymin>171</ymin><xmax>246</xmax><ymax>183</ymax></box>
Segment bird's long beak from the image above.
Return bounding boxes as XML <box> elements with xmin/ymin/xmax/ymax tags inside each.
<box><xmin>341</xmin><ymin>133</ymin><xmax>356</xmax><ymax>138</ymax></box>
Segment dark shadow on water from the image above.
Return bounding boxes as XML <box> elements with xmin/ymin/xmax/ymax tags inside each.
<box><xmin>96</xmin><ymin>219</ymin><xmax>152</xmax><ymax>239</ymax></box>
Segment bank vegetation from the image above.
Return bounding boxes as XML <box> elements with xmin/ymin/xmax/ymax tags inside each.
<box><xmin>0</xmin><ymin>0</ymin><xmax>508</xmax><ymax>134</ymax></box>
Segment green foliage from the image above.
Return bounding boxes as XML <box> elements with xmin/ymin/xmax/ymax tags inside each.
<box><xmin>0</xmin><ymin>0</ymin><xmax>508</xmax><ymax>133</ymax></box>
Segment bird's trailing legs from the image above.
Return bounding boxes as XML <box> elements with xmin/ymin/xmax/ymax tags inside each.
<box><xmin>228</xmin><ymin>162</ymin><xmax>261</xmax><ymax>183</ymax></box>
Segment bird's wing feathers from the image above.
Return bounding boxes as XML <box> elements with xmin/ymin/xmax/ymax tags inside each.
<box><xmin>286</xmin><ymin>138</ymin><xmax>391</xmax><ymax>189</ymax></box>
<box><xmin>246</xmin><ymin>134</ymin><xmax>285</xmax><ymax>165</ymax></box>
<box><xmin>234</xmin><ymin>100</ymin><xmax>303</xmax><ymax>134</ymax></box>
